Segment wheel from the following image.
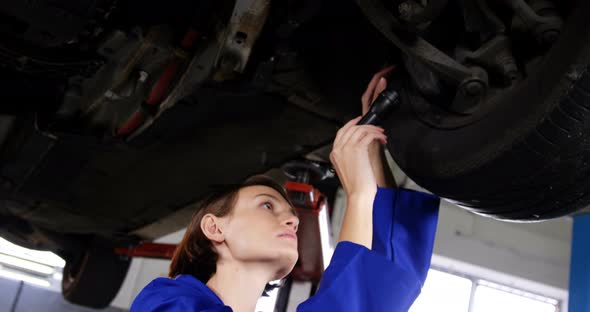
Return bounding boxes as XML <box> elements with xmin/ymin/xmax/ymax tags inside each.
<box><xmin>62</xmin><ymin>243</ymin><xmax>130</xmax><ymax>309</ymax></box>
<box><xmin>383</xmin><ymin>0</ymin><xmax>590</xmax><ymax>221</ymax></box>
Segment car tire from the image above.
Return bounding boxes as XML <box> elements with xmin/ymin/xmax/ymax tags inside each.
<box><xmin>386</xmin><ymin>0</ymin><xmax>590</xmax><ymax>220</ymax></box>
<box><xmin>62</xmin><ymin>243</ymin><xmax>130</xmax><ymax>309</ymax></box>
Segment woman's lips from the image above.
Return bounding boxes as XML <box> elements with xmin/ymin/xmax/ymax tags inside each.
<box><xmin>278</xmin><ymin>232</ymin><xmax>297</xmax><ymax>240</ymax></box>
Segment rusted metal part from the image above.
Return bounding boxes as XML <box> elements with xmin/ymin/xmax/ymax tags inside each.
<box><xmin>460</xmin><ymin>35</ymin><xmax>519</xmax><ymax>85</ymax></box>
<box><xmin>82</xmin><ymin>29</ymin><xmax>165</xmax><ymax>116</ymax></box>
<box><xmin>127</xmin><ymin>0</ymin><xmax>275</xmax><ymax>138</ymax></box>
<box><xmin>358</xmin><ymin>0</ymin><xmax>497</xmax><ymax>115</ymax></box>
<box><xmin>215</xmin><ymin>0</ymin><xmax>271</xmax><ymax>78</ymax></box>
<box><xmin>356</xmin><ymin>0</ymin><xmax>484</xmax><ymax>88</ymax></box>
<box><xmin>126</xmin><ymin>32</ymin><xmax>223</xmax><ymax>140</ymax></box>
<box><xmin>82</xmin><ymin>0</ymin><xmax>273</xmax><ymax>139</ymax></box>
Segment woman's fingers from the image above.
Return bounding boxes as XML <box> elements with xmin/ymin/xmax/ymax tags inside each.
<box><xmin>376</xmin><ymin>65</ymin><xmax>395</xmax><ymax>76</ymax></box>
<box><xmin>337</xmin><ymin>124</ymin><xmax>384</xmax><ymax>148</ymax></box>
<box><xmin>366</xmin><ymin>66</ymin><xmax>395</xmax><ymax>99</ymax></box>
<box><xmin>361</xmin><ymin>66</ymin><xmax>395</xmax><ymax>113</ymax></box>
<box><xmin>330</xmin><ymin>124</ymin><xmax>385</xmax><ymax>201</ymax></box>
<box><xmin>372</xmin><ymin>77</ymin><xmax>388</xmax><ymax>104</ymax></box>
<box><xmin>359</xmin><ymin>131</ymin><xmax>387</xmax><ymax>147</ymax></box>
<box><xmin>348</xmin><ymin>127</ymin><xmax>385</xmax><ymax>146</ymax></box>
<box><xmin>334</xmin><ymin>116</ymin><xmax>362</xmax><ymax>148</ymax></box>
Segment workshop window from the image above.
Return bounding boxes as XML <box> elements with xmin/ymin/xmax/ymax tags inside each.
<box><xmin>410</xmin><ymin>269</ymin><xmax>560</xmax><ymax>312</ymax></box>
<box><xmin>409</xmin><ymin>269</ymin><xmax>472</xmax><ymax>312</ymax></box>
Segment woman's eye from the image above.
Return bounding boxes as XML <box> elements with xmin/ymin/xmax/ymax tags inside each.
<box><xmin>263</xmin><ymin>202</ymin><xmax>273</xmax><ymax>210</ymax></box>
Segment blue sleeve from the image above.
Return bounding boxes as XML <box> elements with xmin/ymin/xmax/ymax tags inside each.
<box><xmin>297</xmin><ymin>187</ymin><xmax>439</xmax><ymax>312</ymax></box>
<box><xmin>371</xmin><ymin>187</ymin><xmax>440</xmax><ymax>283</ymax></box>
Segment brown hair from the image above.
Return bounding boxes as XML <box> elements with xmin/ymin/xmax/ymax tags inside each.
<box><xmin>169</xmin><ymin>175</ymin><xmax>294</xmax><ymax>284</ymax></box>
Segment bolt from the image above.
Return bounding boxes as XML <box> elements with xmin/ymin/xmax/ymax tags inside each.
<box><xmin>234</xmin><ymin>32</ymin><xmax>248</xmax><ymax>45</ymax></box>
<box><xmin>104</xmin><ymin>90</ymin><xmax>119</xmax><ymax>100</ymax></box>
<box><xmin>507</xmin><ymin>72</ymin><xmax>519</xmax><ymax>85</ymax></box>
<box><xmin>464</xmin><ymin>81</ymin><xmax>485</xmax><ymax>96</ymax></box>
<box><xmin>542</xmin><ymin>30</ymin><xmax>560</xmax><ymax>45</ymax></box>
<box><xmin>398</xmin><ymin>0</ymin><xmax>423</xmax><ymax>21</ymax></box>
<box><xmin>497</xmin><ymin>55</ymin><xmax>519</xmax><ymax>82</ymax></box>
<box><xmin>138</xmin><ymin>71</ymin><xmax>149</xmax><ymax>83</ymax></box>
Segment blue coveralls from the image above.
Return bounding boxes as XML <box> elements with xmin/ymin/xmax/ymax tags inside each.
<box><xmin>130</xmin><ymin>187</ymin><xmax>440</xmax><ymax>311</ymax></box>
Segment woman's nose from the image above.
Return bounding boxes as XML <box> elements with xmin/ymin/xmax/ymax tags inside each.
<box><xmin>283</xmin><ymin>214</ymin><xmax>299</xmax><ymax>232</ymax></box>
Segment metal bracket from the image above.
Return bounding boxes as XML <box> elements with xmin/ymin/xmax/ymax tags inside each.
<box><xmin>215</xmin><ymin>0</ymin><xmax>271</xmax><ymax>77</ymax></box>
<box><xmin>502</xmin><ymin>0</ymin><xmax>563</xmax><ymax>44</ymax></box>
<box><xmin>460</xmin><ymin>35</ymin><xmax>519</xmax><ymax>85</ymax></box>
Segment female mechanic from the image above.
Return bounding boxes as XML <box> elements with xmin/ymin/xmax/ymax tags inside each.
<box><xmin>130</xmin><ymin>67</ymin><xmax>440</xmax><ymax>312</ymax></box>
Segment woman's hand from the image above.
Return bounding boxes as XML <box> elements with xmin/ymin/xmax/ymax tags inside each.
<box><xmin>330</xmin><ymin>117</ymin><xmax>387</xmax><ymax>199</ymax></box>
<box><xmin>330</xmin><ymin>117</ymin><xmax>387</xmax><ymax>249</ymax></box>
<box><xmin>331</xmin><ymin>66</ymin><xmax>396</xmax><ymax>248</ymax></box>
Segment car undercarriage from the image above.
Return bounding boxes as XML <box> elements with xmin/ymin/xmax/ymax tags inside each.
<box><xmin>1</xmin><ymin>0</ymin><xmax>589</xmax><ymax>308</ymax></box>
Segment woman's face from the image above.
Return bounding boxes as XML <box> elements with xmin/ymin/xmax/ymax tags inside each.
<box><xmin>221</xmin><ymin>185</ymin><xmax>299</xmax><ymax>278</ymax></box>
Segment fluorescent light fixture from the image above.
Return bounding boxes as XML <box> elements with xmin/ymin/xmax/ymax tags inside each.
<box><xmin>0</xmin><ymin>268</ymin><xmax>51</xmax><ymax>288</ymax></box>
<box><xmin>52</xmin><ymin>272</ymin><xmax>63</xmax><ymax>281</ymax></box>
<box><xmin>0</xmin><ymin>237</ymin><xmax>65</xmax><ymax>268</ymax></box>
<box><xmin>0</xmin><ymin>253</ymin><xmax>54</xmax><ymax>275</ymax></box>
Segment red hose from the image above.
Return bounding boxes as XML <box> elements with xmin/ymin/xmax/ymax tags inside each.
<box><xmin>181</xmin><ymin>30</ymin><xmax>200</xmax><ymax>49</ymax></box>
<box><xmin>115</xmin><ymin>111</ymin><xmax>146</xmax><ymax>137</ymax></box>
<box><xmin>145</xmin><ymin>58</ymin><xmax>183</xmax><ymax>105</ymax></box>
<box><xmin>115</xmin><ymin>29</ymin><xmax>201</xmax><ymax>138</ymax></box>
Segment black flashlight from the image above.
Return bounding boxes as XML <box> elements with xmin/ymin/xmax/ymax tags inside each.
<box><xmin>357</xmin><ymin>88</ymin><xmax>401</xmax><ymax>126</ymax></box>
